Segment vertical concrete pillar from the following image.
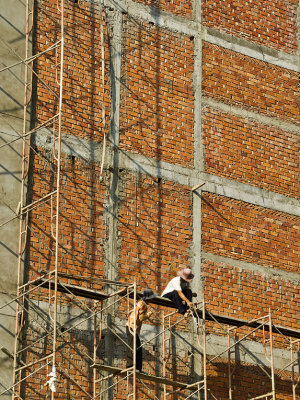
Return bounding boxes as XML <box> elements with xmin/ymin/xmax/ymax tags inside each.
<box><xmin>0</xmin><ymin>0</ymin><xmax>30</xmax><ymax>397</ymax></box>
<box><xmin>103</xmin><ymin>8</ymin><xmax>123</xmax><ymax>399</ymax></box>
<box><xmin>191</xmin><ymin>0</ymin><xmax>204</xmax><ymax>385</ymax></box>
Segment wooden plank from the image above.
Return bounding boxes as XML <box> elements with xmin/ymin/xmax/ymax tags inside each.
<box><xmin>91</xmin><ymin>364</ymin><xmax>189</xmax><ymax>388</ymax></box>
<box><xmin>128</xmin><ymin>294</ymin><xmax>300</xmax><ymax>339</ymax></box>
<box><xmin>31</xmin><ymin>279</ymin><xmax>300</xmax><ymax>339</ymax></box>
<box><xmin>32</xmin><ymin>279</ymin><xmax>109</xmax><ymax>301</ymax></box>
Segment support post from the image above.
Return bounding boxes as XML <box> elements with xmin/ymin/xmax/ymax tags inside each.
<box><xmin>203</xmin><ymin>299</ymin><xmax>207</xmax><ymax>400</ymax></box>
<box><xmin>162</xmin><ymin>312</ymin><xmax>167</xmax><ymax>400</ymax></box>
<box><xmin>290</xmin><ymin>339</ymin><xmax>298</xmax><ymax>400</ymax></box>
<box><xmin>269</xmin><ymin>311</ymin><xmax>276</xmax><ymax>400</ymax></box>
<box><xmin>133</xmin><ymin>280</ymin><xmax>137</xmax><ymax>400</ymax></box>
<box><xmin>228</xmin><ymin>328</ymin><xmax>232</xmax><ymax>400</ymax></box>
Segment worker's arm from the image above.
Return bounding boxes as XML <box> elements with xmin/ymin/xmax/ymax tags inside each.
<box><xmin>177</xmin><ymin>290</ymin><xmax>193</xmax><ymax>308</ymax></box>
<box><xmin>140</xmin><ymin>308</ymin><xmax>153</xmax><ymax>322</ymax></box>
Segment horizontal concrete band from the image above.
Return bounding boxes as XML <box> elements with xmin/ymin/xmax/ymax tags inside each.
<box><xmin>203</xmin><ymin>27</ymin><xmax>300</xmax><ymax>73</ymax></box>
<box><xmin>202</xmin><ymin>252</ymin><xmax>300</xmax><ymax>283</ymax></box>
<box><xmin>202</xmin><ymin>98</ymin><xmax>300</xmax><ymax>135</ymax></box>
<box><xmin>205</xmin><ymin>332</ymin><xmax>295</xmax><ymax>372</ymax></box>
<box><xmin>34</xmin><ymin>129</ymin><xmax>300</xmax><ymax>217</ymax></box>
<box><xmin>103</xmin><ymin>0</ymin><xmax>300</xmax><ymax>72</ymax></box>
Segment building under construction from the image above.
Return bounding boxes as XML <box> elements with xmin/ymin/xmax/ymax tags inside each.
<box><xmin>0</xmin><ymin>0</ymin><xmax>299</xmax><ymax>399</ymax></box>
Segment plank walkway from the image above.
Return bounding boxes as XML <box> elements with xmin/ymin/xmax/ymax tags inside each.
<box><xmin>32</xmin><ymin>279</ymin><xmax>300</xmax><ymax>339</ymax></box>
<box><xmin>91</xmin><ymin>364</ymin><xmax>192</xmax><ymax>389</ymax></box>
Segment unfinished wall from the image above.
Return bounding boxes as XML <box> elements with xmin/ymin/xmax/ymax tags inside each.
<box><xmin>0</xmin><ymin>0</ymin><xmax>31</xmax><ymax>397</ymax></box>
<box><xmin>1</xmin><ymin>0</ymin><xmax>299</xmax><ymax>398</ymax></box>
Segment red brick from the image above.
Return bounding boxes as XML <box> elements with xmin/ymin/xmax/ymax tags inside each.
<box><xmin>202</xmin><ymin>193</ymin><xmax>300</xmax><ymax>273</ymax></box>
<box><xmin>203</xmin><ymin>0</ymin><xmax>298</xmax><ymax>53</ymax></box>
<box><xmin>120</xmin><ymin>18</ymin><xmax>194</xmax><ymax>167</ymax></box>
<box><xmin>133</xmin><ymin>0</ymin><xmax>193</xmax><ymax>18</ymax></box>
<box><xmin>28</xmin><ymin>149</ymin><xmax>108</xmax><ymax>284</ymax></box>
<box><xmin>118</xmin><ymin>172</ymin><xmax>193</xmax><ymax>293</ymax></box>
<box><xmin>202</xmin><ymin>42</ymin><xmax>300</xmax><ymax>125</ymax></box>
<box><xmin>35</xmin><ymin>0</ymin><xmax>111</xmax><ymax>142</ymax></box>
<box><xmin>203</xmin><ymin>107</ymin><xmax>300</xmax><ymax>197</ymax></box>
<box><xmin>203</xmin><ymin>259</ymin><xmax>300</xmax><ymax>330</ymax></box>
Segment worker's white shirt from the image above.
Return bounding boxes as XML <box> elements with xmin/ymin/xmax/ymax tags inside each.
<box><xmin>162</xmin><ymin>276</ymin><xmax>181</xmax><ymax>296</ymax></box>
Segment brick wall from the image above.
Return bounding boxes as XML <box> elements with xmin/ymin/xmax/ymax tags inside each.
<box><xmin>201</xmin><ymin>193</ymin><xmax>300</xmax><ymax>273</ymax></box>
<box><xmin>120</xmin><ymin>17</ymin><xmax>194</xmax><ymax>167</ymax></box>
<box><xmin>202</xmin><ymin>107</ymin><xmax>300</xmax><ymax>197</ymax></box>
<box><xmin>28</xmin><ymin>149</ymin><xmax>108</xmax><ymax>283</ymax></box>
<box><xmin>18</xmin><ymin>0</ymin><xmax>300</xmax><ymax>398</ymax></box>
<box><xmin>203</xmin><ymin>259</ymin><xmax>300</xmax><ymax>330</ymax></box>
<box><xmin>206</xmin><ymin>362</ymin><xmax>296</xmax><ymax>400</ymax></box>
<box><xmin>202</xmin><ymin>42</ymin><xmax>300</xmax><ymax>125</ymax></box>
<box><xmin>202</xmin><ymin>0</ymin><xmax>298</xmax><ymax>53</ymax></box>
<box><xmin>21</xmin><ymin>319</ymin><xmax>95</xmax><ymax>399</ymax></box>
<box><xmin>133</xmin><ymin>0</ymin><xmax>193</xmax><ymax>18</ymax></box>
<box><xmin>118</xmin><ymin>172</ymin><xmax>193</xmax><ymax>292</ymax></box>
<box><xmin>35</xmin><ymin>0</ymin><xmax>110</xmax><ymax>142</ymax></box>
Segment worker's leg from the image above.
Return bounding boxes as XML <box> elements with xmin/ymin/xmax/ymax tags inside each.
<box><xmin>163</xmin><ymin>290</ymin><xmax>187</xmax><ymax>314</ymax></box>
<box><xmin>126</xmin><ymin>326</ymin><xmax>134</xmax><ymax>368</ymax></box>
<box><xmin>136</xmin><ymin>334</ymin><xmax>143</xmax><ymax>371</ymax></box>
<box><xmin>182</xmin><ymin>288</ymin><xmax>193</xmax><ymax>302</ymax></box>
<box><xmin>126</xmin><ymin>327</ymin><xmax>143</xmax><ymax>371</ymax></box>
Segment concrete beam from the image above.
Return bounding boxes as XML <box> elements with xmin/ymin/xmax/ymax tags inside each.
<box><xmin>206</xmin><ymin>333</ymin><xmax>296</xmax><ymax>372</ymax></box>
<box><xmin>103</xmin><ymin>11</ymin><xmax>123</xmax><ymax>399</ymax></box>
<box><xmin>203</xmin><ymin>97</ymin><xmax>300</xmax><ymax>135</ymax></box>
<box><xmin>202</xmin><ymin>173</ymin><xmax>300</xmax><ymax>217</ymax></box>
<box><xmin>101</xmin><ymin>0</ymin><xmax>299</xmax><ymax>72</ymax></box>
<box><xmin>34</xmin><ymin>129</ymin><xmax>300</xmax><ymax>217</ymax></box>
<box><xmin>125</xmin><ymin>319</ymin><xmax>296</xmax><ymax>373</ymax></box>
<box><xmin>297</xmin><ymin>0</ymin><xmax>300</xmax><ymax>59</ymax></box>
<box><xmin>202</xmin><ymin>252</ymin><xmax>300</xmax><ymax>283</ymax></box>
<box><xmin>118</xmin><ymin>153</ymin><xmax>300</xmax><ymax>217</ymax></box>
<box><xmin>203</xmin><ymin>26</ymin><xmax>300</xmax><ymax>73</ymax></box>
<box><xmin>103</xmin><ymin>0</ymin><xmax>199</xmax><ymax>37</ymax></box>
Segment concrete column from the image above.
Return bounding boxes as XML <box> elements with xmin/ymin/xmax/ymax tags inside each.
<box><xmin>0</xmin><ymin>0</ymin><xmax>30</xmax><ymax>397</ymax></box>
<box><xmin>191</xmin><ymin>0</ymin><xmax>204</xmax><ymax>387</ymax></box>
<box><xmin>103</xmin><ymin>9</ymin><xmax>123</xmax><ymax>400</ymax></box>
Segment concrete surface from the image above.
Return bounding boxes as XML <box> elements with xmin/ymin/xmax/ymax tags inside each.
<box><xmin>0</xmin><ymin>0</ymin><xmax>28</xmax><ymax>396</ymax></box>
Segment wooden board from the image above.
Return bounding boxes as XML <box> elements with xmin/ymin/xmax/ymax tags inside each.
<box><xmin>91</xmin><ymin>364</ymin><xmax>190</xmax><ymax>389</ymax></box>
<box><xmin>33</xmin><ymin>278</ymin><xmax>109</xmax><ymax>301</ymax></box>
<box><xmin>32</xmin><ymin>279</ymin><xmax>300</xmax><ymax>339</ymax></box>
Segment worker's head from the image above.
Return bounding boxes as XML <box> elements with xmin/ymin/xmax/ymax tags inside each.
<box><xmin>137</xmin><ymin>301</ymin><xmax>148</xmax><ymax>312</ymax></box>
<box><xmin>177</xmin><ymin>268</ymin><xmax>194</xmax><ymax>282</ymax></box>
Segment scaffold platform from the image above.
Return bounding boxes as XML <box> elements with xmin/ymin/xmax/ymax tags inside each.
<box><xmin>91</xmin><ymin>364</ymin><xmax>192</xmax><ymax>389</ymax></box>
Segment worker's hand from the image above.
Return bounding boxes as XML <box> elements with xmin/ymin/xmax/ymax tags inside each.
<box><xmin>146</xmin><ymin>310</ymin><xmax>153</xmax><ymax>318</ymax></box>
<box><xmin>187</xmin><ymin>300</ymin><xmax>193</xmax><ymax>308</ymax></box>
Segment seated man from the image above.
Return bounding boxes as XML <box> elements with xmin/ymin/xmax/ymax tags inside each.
<box><xmin>162</xmin><ymin>268</ymin><xmax>194</xmax><ymax>315</ymax></box>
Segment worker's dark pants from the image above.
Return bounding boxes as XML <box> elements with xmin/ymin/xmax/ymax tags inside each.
<box><xmin>126</xmin><ymin>326</ymin><xmax>143</xmax><ymax>371</ymax></box>
<box><xmin>163</xmin><ymin>289</ymin><xmax>193</xmax><ymax>315</ymax></box>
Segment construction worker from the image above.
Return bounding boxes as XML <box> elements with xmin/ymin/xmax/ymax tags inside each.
<box><xmin>126</xmin><ymin>289</ymin><xmax>155</xmax><ymax>373</ymax></box>
<box><xmin>162</xmin><ymin>268</ymin><xmax>194</xmax><ymax>315</ymax></box>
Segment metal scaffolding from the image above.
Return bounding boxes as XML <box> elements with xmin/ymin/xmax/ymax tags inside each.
<box><xmin>1</xmin><ymin>272</ymin><xmax>299</xmax><ymax>399</ymax></box>
<box><xmin>0</xmin><ymin>0</ymin><xmax>299</xmax><ymax>399</ymax></box>
<box><xmin>0</xmin><ymin>0</ymin><xmax>65</xmax><ymax>398</ymax></box>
